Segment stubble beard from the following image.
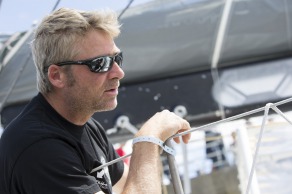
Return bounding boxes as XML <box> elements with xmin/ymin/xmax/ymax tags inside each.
<box><xmin>67</xmin><ymin>84</ymin><xmax>118</xmax><ymax>114</ymax></box>
<box><xmin>65</xmin><ymin>70</ymin><xmax>118</xmax><ymax>114</ymax></box>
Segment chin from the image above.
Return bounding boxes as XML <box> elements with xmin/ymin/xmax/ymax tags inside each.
<box><xmin>95</xmin><ymin>102</ymin><xmax>118</xmax><ymax>112</ymax></box>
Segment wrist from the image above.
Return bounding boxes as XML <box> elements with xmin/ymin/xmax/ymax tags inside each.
<box><xmin>132</xmin><ymin>136</ymin><xmax>175</xmax><ymax>156</ymax></box>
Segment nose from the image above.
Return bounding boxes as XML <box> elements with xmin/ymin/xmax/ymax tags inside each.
<box><xmin>109</xmin><ymin>62</ymin><xmax>125</xmax><ymax>80</ymax></box>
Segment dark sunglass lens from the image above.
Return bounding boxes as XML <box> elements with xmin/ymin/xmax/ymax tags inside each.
<box><xmin>115</xmin><ymin>53</ymin><xmax>123</xmax><ymax>67</ymax></box>
<box><xmin>90</xmin><ymin>58</ymin><xmax>104</xmax><ymax>72</ymax></box>
<box><xmin>99</xmin><ymin>57</ymin><xmax>112</xmax><ymax>72</ymax></box>
<box><xmin>87</xmin><ymin>53</ymin><xmax>123</xmax><ymax>73</ymax></box>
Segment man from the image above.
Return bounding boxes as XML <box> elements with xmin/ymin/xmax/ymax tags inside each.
<box><xmin>0</xmin><ymin>8</ymin><xmax>191</xmax><ymax>194</ymax></box>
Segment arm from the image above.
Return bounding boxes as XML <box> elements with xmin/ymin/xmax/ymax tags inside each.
<box><xmin>97</xmin><ymin>110</ymin><xmax>190</xmax><ymax>194</ymax></box>
<box><xmin>122</xmin><ymin>141</ymin><xmax>162</xmax><ymax>193</ymax></box>
<box><xmin>113</xmin><ymin>164</ymin><xmax>129</xmax><ymax>193</ymax></box>
<box><xmin>95</xmin><ymin>158</ymin><xmax>129</xmax><ymax>194</ymax></box>
<box><xmin>122</xmin><ymin>110</ymin><xmax>191</xmax><ymax>194</ymax></box>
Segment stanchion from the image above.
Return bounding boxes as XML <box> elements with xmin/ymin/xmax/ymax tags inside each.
<box><xmin>165</xmin><ymin>139</ymin><xmax>184</xmax><ymax>194</ymax></box>
<box><xmin>89</xmin><ymin>97</ymin><xmax>292</xmax><ymax>193</ymax></box>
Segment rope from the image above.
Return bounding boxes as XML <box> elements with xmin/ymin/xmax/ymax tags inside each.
<box><xmin>0</xmin><ymin>0</ymin><xmax>61</xmax><ymax>112</ymax></box>
<box><xmin>91</xmin><ymin>153</ymin><xmax>131</xmax><ymax>173</ymax></box>
<box><xmin>0</xmin><ymin>52</ymin><xmax>32</xmax><ymax>112</ymax></box>
<box><xmin>118</xmin><ymin>0</ymin><xmax>134</xmax><ymax>20</ymax></box>
<box><xmin>245</xmin><ymin>103</ymin><xmax>270</xmax><ymax>194</ymax></box>
<box><xmin>210</xmin><ymin>0</ymin><xmax>234</xmax><ymax>119</ymax></box>
<box><xmin>51</xmin><ymin>0</ymin><xmax>61</xmax><ymax>12</ymax></box>
<box><xmin>172</xmin><ymin>97</ymin><xmax>292</xmax><ymax>138</ymax></box>
<box><xmin>245</xmin><ymin>103</ymin><xmax>292</xmax><ymax>194</ymax></box>
<box><xmin>91</xmin><ymin>97</ymin><xmax>292</xmax><ymax>174</ymax></box>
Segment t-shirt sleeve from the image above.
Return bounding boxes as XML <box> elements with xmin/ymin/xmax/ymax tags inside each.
<box><xmin>11</xmin><ymin>138</ymin><xmax>100</xmax><ymax>194</ymax></box>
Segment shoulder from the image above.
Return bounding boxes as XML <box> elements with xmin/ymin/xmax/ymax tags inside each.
<box><xmin>12</xmin><ymin>138</ymin><xmax>87</xmax><ymax>184</ymax></box>
<box><xmin>16</xmin><ymin>138</ymin><xmax>82</xmax><ymax>169</ymax></box>
<box><xmin>10</xmin><ymin>139</ymin><xmax>100</xmax><ymax>193</ymax></box>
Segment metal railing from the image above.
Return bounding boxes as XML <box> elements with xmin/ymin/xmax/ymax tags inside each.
<box><xmin>91</xmin><ymin>97</ymin><xmax>292</xmax><ymax>194</ymax></box>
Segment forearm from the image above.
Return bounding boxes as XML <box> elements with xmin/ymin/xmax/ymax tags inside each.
<box><xmin>120</xmin><ymin>110</ymin><xmax>191</xmax><ymax>193</ymax></box>
<box><xmin>122</xmin><ymin>142</ymin><xmax>162</xmax><ymax>194</ymax></box>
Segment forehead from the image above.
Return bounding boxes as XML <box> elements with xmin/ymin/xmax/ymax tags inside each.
<box><xmin>76</xmin><ymin>30</ymin><xmax>118</xmax><ymax>60</ymax></box>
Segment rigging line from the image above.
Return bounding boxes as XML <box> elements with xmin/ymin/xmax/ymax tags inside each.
<box><xmin>211</xmin><ymin>0</ymin><xmax>233</xmax><ymax>69</ymax></box>
<box><xmin>244</xmin><ymin>103</ymin><xmax>292</xmax><ymax>194</ymax></box>
<box><xmin>0</xmin><ymin>28</ymin><xmax>34</xmax><ymax>112</ymax></box>
<box><xmin>91</xmin><ymin>97</ymin><xmax>292</xmax><ymax>173</ymax></box>
<box><xmin>51</xmin><ymin>0</ymin><xmax>61</xmax><ymax>13</ymax></box>
<box><xmin>1</xmin><ymin>0</ymin><xmax>118</xmax><ymax>111</ymax></box>
<box><xmin>245</xmin><ymin>103</ymin><xmax>271</xmax><ymax>194</ymax></box>
<box><xmin>0</xmin><ymin>0</ymin><xmax>61</xmax><ymax>113</ymax></box>
<box><xmin>272</xmin><ymin>105</ymin><xmax>292</xmax><ymax>125</ymax></box>
<box><xmin>284</xmin><ymin>0</ymin><xmax>292</xmax><ymax>49</ymax></box>
<box><xmin>14</xmin><ymin>0</ymin><xmax>60</xmax><ymax>87</ymax></box>
<box><xmin>172</xmin><ymin>97</ymin><xmax>292</xmax><ymax>139</ymax></box>
<box><xmin>91</xmin><ymin>153</ymin><xmax>131</xmax><ymax>173</ymax></box>
<box><xmin>210</xmin><ymin>0</ymin><xmax>233</xmax><ymax>119</ymax></box>
<box><xmin>211</xmin><ymin>69</ymin><xmax>225</xmax><ymax>119</ymax></box>
<box><xmin>118</xmin><ymin>0</ymin><xmax>134</xmax><ymax>20</ymax></box>
<box><xmin>0</xmin><ymin>52</ymin><xmax>32</xmax><ymax>113</ymax></box>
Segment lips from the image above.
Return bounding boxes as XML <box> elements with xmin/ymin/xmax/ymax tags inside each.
<box><xmin>105</xmin><ymin>88</ymin><xmax>118</xmax><ymax>92</ymax></box>
<box><xmin>104</xmin><ymin>88</ymin><xmax>118</xmax><ymax>96</ymax></box>
<box><xmin>105</xmin><ymin>85</ymin><xmax>119</xmax><ymax>92</ymax></box>
<box><xmin>104</xmin><ymin>83</ymin><xmax>119</xmax><ymax>95</ymax></box>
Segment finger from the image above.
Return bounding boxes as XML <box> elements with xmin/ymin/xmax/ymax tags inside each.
<box><xmin>181</xmin><ymin>119</ymin><xmax>191</xmax><ymax>131</ymax></box>
<box><xmin>178</xmin><ymin>119</ymin><xmax>191</xmax><ymax>143</ymax></box>
<box><xmin>173</xmin><ymin>136</ymin><xmax>180</xmax><ymax>144</ymax></box>
<box><xmin>175</xmin><ymin>129</ymin><xmax>191</xmax><ymax>144</ymax></box>
<box><xmin>182</xmin><ymin>133</ymin><xmax>191</xmax><ymax>144</ymax></box>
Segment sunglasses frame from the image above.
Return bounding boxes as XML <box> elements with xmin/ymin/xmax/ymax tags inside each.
<box><xmin>52</xmin><ymin>52</ymin><xmax>123</xmax><ymax>73</ymax></box>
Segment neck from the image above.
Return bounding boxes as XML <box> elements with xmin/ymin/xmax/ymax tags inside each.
<box><xmin>43</xmin><ymin>92</ymin><xmax>92</xmax><ymax>126</ymax></box>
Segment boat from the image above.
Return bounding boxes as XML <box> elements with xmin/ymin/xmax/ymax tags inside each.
<box><xmin>1</xmin><ymin>0</ymin><xmax>292</xmax><ymax>193</ymax></box>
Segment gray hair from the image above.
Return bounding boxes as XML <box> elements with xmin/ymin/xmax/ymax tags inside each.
<box><xmin>31</xmin><ymin>8</ymin><xmax>121</xmax><ymax>94</ymax></box>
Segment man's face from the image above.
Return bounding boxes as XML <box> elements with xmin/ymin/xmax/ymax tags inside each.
<box><xmin>63</xmin><ymin>30</ymin><xmax>124</xmax><ymax>113</ymax></box>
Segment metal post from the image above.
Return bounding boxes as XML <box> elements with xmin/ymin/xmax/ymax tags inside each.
<box><xmin>172</xmin><ymin>105</ymin><xmax>189</xmax><ymax>194</ymax></box>
<box><xmin>165</xmin><ymin>139</ymin><xmax>184</xmax><ymax>194</ymax></box>
<box><xmin>237</xmin><ymin>127</ymin><xmax>260</xmax><ymax>194</ymax></box>
<box><xmin>182</xmin><ymin>142</ymin><xmax>191</xmax><ymax>194</ymax></box>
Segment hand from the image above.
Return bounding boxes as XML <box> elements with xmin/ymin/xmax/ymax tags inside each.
<box><xmin>136</xmin><ymin>110</ymin><xmax>191</xmax><ymax>144</ymax></box>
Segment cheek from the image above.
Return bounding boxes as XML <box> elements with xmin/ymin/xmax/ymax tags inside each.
<box><xmin>84</xmin><ymin>76</ymin><xmax>106</xmax><ymax>94</ymax></box>
<box><xmin>66</xmin><ymin>74</ymin><xmax>76</xmax><ymax>87</ymax></box>
<box><xmin>71</xmin><ymin>67</ymin><xmax>107</xmax><ymax>92</ymax></box>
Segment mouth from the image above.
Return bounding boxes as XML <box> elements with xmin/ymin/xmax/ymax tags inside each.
<box><xmin>104</xmin><ymin>88</ymin><xmax>119</xmax><ymax>96</ymax></box>
<box><xmin>104</xmin><ymin>84</ymin><xmax>119</xmax><ymax>95</ymax></box>
<box><xmin>105</xmin><ymin>88</ymin><xmax>118</xmax><ymax>92</ymax></box>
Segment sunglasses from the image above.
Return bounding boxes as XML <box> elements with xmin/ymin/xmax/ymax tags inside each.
<box><xmin>53</xmin><ymin>52</ymin><xmax>123</xmax><ymax>73</ymax></box>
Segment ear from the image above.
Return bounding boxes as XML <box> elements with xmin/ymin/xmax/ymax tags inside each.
<box><xmin>47</xmin><ymin>64</ymin><xmax>65</xmax><ymax>88</ymax></box>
